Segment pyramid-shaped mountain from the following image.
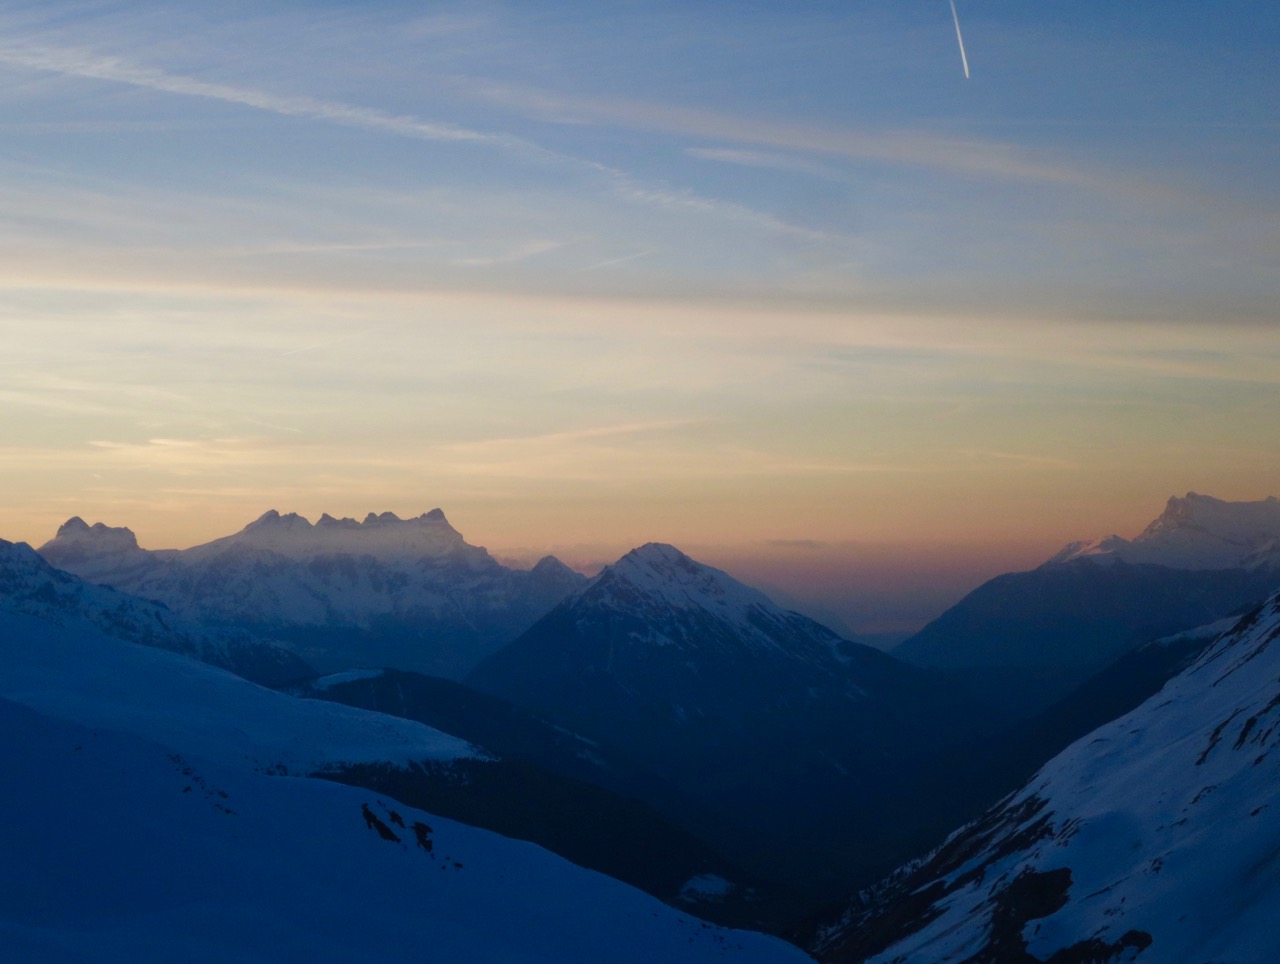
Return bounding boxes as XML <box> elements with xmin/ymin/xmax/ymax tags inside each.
<box><xmin>468</xmin><ymin>543</ymin><xmax>995</xmax><ymax>900</ymax></box>
<box><xmin>469</xmin><ymin>542</ymin><xmax>941</xmax><ymax>737</ymax></box>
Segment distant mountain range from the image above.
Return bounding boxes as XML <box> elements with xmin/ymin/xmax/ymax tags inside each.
<box><xmin>808</xmin><ymin>592</ymin><xmax>1280</xmax><ymax>963</ymax></box>
<box><xmin>894</xmin><ymin>494</ymin><xmax>1280</xmax><ymax>714</ymax></box>
<box><xmin>39</xmin><ymin>509</ymin><xmax>585</xmax><ymax>679</ymax></box>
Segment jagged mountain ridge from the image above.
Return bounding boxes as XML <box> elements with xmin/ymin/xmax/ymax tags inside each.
<box><xmin>810</xmin><ymin>593</ymin><xmax>1280</xmax><ymax>963</ymax></box>
<box><xmin>39</xmin><ymin>509</ymin><xmax>586</xmax><ymax>679</ymax></box>
<box><xmin>469</xmin><ymin>542</ymin><xmax>997</xmax><ymax>902</ymax></box>
<box><xmin>0</xmin><ymin>537</ymin><xmax>309</xmax><ymax>686</ymax></box>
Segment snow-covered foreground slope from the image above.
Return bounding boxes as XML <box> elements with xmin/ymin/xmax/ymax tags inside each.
<box><xmin>814</xmin><ymin>593</ymin><xmax>1280</xmax><ymax>963</ymax></box>
<box><xmin>0</xmin><ymin>602</ymin><xmax>808</xmax><ymax>960</ymax></box>
<box><xmin>0</xmin><ymin>696</ymin><xmax>809</xmax><ymax>963</ymax></box>
<box><xmin>0</xmin><ymin>609</ymin><xmax>478</xmax><ymax>773</ymax></box>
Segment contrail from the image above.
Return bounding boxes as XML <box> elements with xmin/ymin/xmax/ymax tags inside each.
<box><xmin>949</xmin><ymin>0</ymin><xmax>971</xmax><ymax>79</ymax></box>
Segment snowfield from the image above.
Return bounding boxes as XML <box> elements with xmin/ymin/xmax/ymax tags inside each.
<box><xmin>0</xmin><ymin>609</ymin><xmax>481</xmax><ymax>774</ymax></box>
<box><xmin>0</xmin><ymin>698</ymin><xmax>809</xmax><ymax>963</ymax></box>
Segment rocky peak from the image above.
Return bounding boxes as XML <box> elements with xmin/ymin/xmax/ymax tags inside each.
<box><xmin>46</xmin><ymin>517</ymin><xmax>141</xmax><ymax>552</ymax></box>
<box><xmin>1046</xmin><ymin>493</ymin><xmax>1280</xmax><ymax>571</ymax></box>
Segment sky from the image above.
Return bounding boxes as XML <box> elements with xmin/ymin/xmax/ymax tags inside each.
<box><xmin>0</xmin><ymin>1</ymin><xmax>1277</xmax><ymax>634</ymax></box>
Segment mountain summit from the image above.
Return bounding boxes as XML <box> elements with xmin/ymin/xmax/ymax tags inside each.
<box><xmin>469</xmin><ymin>541</ymin><xmax>864</xmax><ymax>724</ymax></box>
<box><xmin>187</xmin><ymin>508</ymin><xmax>486</xmax><ymax>565</ymax></box>
<box><xmin>1047</xmin><ymin>492</ymin><xmax>1280</xmax><ymax>570</ymax></box>
<box><xmin>555</xmin><ymin>542</ymin><xmax>849</xmax><ymax>661</ymax></box>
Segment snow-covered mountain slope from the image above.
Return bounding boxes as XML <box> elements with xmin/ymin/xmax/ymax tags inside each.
<box><xmin>0</xmin><ymin>538</ymin><xmax>309</xmax><ymax>686</ymax></box>
<box><xmin>39</xmin><ymin>509</ymin><xmax>585</xmax><ymax>679</ymax></box>
<box><xmin>0</xmin><ymin>704</ymin><xmax>808</xmax><ymax>963</ymax></box>
<box><xmin>894</xmin><ymin>495</ymin><xmax>1280</xmax><ymax>714</ymax></box>
<box><xmin>0</xmin><ymin>606</ymin><xmax>479</xmax><ymax>774</ymax></box>
<box><xmin>812</xmin><ymin>593</ymin><xmax>1280</xmax><ymax>963</ymax></box>
<box><xmin>469</xmin><ymin>543</ymin><xmax>995</xmax><ymax>904</ymax></box>
<box><xmin>563</xmin><ymin>542</ymin><xmax>851</xmax><ymax>661</ymax></box>
<box><xmin>0</xmin><ymin>588</ymin><xmax>811</xmax><ymax>959</ymax></box>
<box><xmin>1048</xmin><ymin>493</ymin><xmax>1280</xmax><ymax>570</ymax></box>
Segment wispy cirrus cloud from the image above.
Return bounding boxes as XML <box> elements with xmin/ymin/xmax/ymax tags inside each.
<box><xmin>0</xmin><ymin>42</ymin><xmax>531</xmax><ymax>152</ymax></box>
<box><xmin>0</xmin><ymin>40</ymin><xmax>840</xmax><ymax>245</ymax></box>
<box><xmin>461</xmin><ymin>79</ymin><xmax>1105</xmax><ymax>189</ymax></box>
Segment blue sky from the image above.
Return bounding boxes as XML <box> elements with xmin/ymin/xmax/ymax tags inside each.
<box><xmin>0</xmin><ymin>1</ymin><xmax>1277</xmax><ymax>630</ymax></box>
